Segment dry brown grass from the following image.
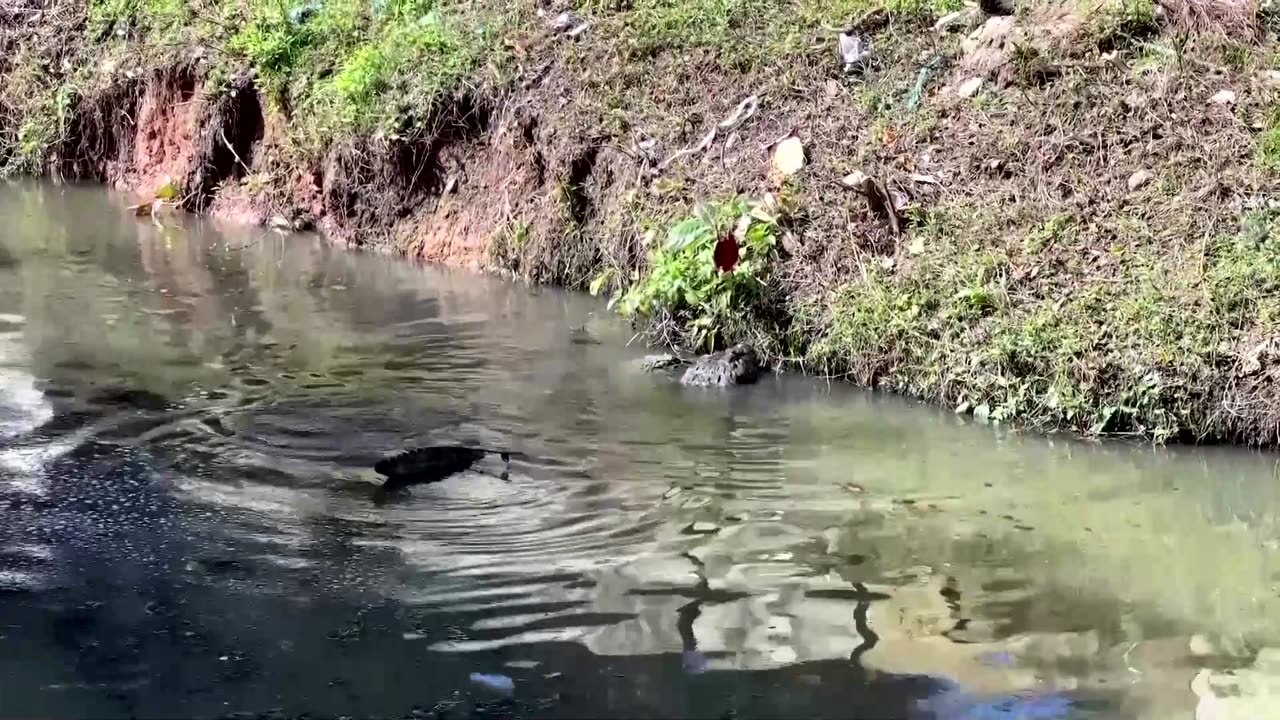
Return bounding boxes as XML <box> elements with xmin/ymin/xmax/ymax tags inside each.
<box><xmin>1156</xmin><ymin>0</ymin><xmax>1260</xmax><ymax>37</ymax></box>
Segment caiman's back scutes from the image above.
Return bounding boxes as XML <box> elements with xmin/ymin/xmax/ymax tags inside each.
<box><xmin>374</xmin><ymin>445</ymin><xmax>512</xmax><ymax>489</ymax></box>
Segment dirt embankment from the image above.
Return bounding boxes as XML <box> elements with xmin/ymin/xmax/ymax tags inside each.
<box><xmin>53</xmin><ymin>65</ymin><xmax>266</xmax><ymax>218</ymax></box>
<box><xmin>5</xmin><ymin>0</ymin><xmax>1280</xmax><ymax>446</ymax></box>
<box><xmin>60</xmin><ymin>67</ymin><xmax>606</xmax><ymax>275</ymax></box>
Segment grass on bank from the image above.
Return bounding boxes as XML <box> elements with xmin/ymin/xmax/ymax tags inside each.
<box><xmin>1</xmin><ymin>0</ymin><xmax>963</xmax><ymax>172</ymax></box>
<box><xmin>806</xmin><ymin>208</ymin><xmax>1280</xmax><ymax>442</ymax></box>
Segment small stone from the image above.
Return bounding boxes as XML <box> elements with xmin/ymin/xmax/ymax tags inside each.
<box><xmin>841</xmin><ymin>170</ymin><xmax>869</xmax><ymax>188</ymax></box>
<box><xmin>957</xmin><ymin>77</ymin><xmax>984</xmax><ymax>98</ymax></box>
<box><xmin>1261</xmin><ymin>70</ymin><xmax>1280</xmax><ymax>88</ymax></box>
<box><xmin>1189</xmin><ymin>634</ymin><xmax>1216</xmax><ymax>656</ymax></box>
<box><xmin>689</xmin><ymin>521</ymin><xmax>720</xmax><ymax>534</ymax></box>
<box><xmin>934</xmin><ymin>8</ymin><xmax>976</xmax><ymax>31</ymax></box>
<box><xmin>548</xmin><ymin>11</ymin><xmax>583</xmax><ymax>32</ymax></box>
<box><xmin>1209</xmin><ymin>89</ymin><xmax>1236</xmax><ymax>105</ymax></box>
<box><xmin>771</xmin><ymin>136</ymin><xmax>806</xmax><ymax>178</ymax></box>
<box><xmin>781</xmin><ymin>230</ymin><xmax>800</xmax><ymax>255</ymax></box>
<box><xmin>935</xmin><ymin>9</ymin><xmax>963</xmax><ymax>29</ymax></box>
<box><xmin>1127</xmin><ymin>169</ymin><xmax>1154</xmax><ymax>191</ymax></box>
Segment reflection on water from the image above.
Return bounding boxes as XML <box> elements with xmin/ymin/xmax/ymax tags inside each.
<box><xmin>0</xmin><ymin>182</ymin><xmax>1279</xmax><ymax>718</ymax></box>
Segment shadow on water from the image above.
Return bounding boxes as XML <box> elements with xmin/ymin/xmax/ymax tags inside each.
<box><xmin>0</xmin><ymin>182</ymin><xmax>1279</xmax><ymax>718</ymax></box>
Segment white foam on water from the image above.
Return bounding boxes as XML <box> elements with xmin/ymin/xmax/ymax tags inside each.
<box><xmin>0</xmin><ymin>569</ymin><xmax>42</xmax><ymax>592</ymax></box>
<box><xmin>0</xmin><ymin>437</ymin><xmax>86</xmax><ymax>498</ymax></box>
<box><xmin>0</xmin><ymin>324</ymin><xmax>51</xmax><ymax>440</ymax></box>
<box><xmin>0</xmin><ymin>325</ymin><xmax>59</xmax><ymax>496</ymax></box>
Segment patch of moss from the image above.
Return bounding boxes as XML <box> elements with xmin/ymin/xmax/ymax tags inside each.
<box><xmin>1258</xmin><ymin>112</ymin><xmax>1280</xmax><ymax>171</ymax></box>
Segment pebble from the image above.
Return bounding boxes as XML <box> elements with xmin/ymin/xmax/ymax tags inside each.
<box><xmin>1209</xmin><ymin>89</ymin><xmax>1236</xmax><ymax>105</ymax></box>
<box><xmin>957</xmin><ymin>77</ymin><xmax>984</xmax><ymax>98</ymax></box>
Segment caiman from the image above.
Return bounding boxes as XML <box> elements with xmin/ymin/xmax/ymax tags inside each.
<box><xmin>374</xmin><ymin>445</ymin><xmax>512</xmax><ymax>491</ymax></box>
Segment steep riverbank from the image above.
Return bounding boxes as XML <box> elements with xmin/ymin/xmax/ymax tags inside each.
<box><xmin>2</xmin><ymin>0</ymin><xmax>1279</xmax><ymax>444</ymax></box>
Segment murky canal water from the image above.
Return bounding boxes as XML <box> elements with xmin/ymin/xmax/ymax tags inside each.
<box><xmin>1</xmin><ymin>182</ymin><xmax>1279</xmax><ymax>719</ymax></box>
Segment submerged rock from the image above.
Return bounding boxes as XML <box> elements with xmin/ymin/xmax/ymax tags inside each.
<box><xmin>636</xmin><ymin>354</ymin><xmax>686</xmax><ymax>373</ymax></box>
<box><xmin>680</xmin><ymin>344</ymin><xmax>762</xmax><ymax>387</ymax></box>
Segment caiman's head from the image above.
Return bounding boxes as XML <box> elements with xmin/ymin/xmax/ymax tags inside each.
<box><xmin>373</xmin><ymin>455</ymin><xmax>396</xmax><ymax>477</ymax></box>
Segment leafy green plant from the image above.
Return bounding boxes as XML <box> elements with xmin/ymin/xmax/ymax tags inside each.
<box><xmin>311</xmin><ymin>6</ymin><xmax>486</xmax><ymax>132</ymax></box>
<box><xmin>608</xmin><ymin>196</ymin><xmax>782</xmax><ymax>350</ymax></box>
<box><xmin>229</xmin><ymin>12</ymin><xmax>318</xmax><ymax>85</ymax></box>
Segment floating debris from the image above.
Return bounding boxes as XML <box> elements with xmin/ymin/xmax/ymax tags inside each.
<box><xmin>906</xmin><ymin>53</ymin><xmax>943</xmax><ymax>110</ymax></box>
<box><xmin>470</xmin><ymin>672</ymin><xmax>515</xmax><ymax>696</ymax></box>
<box><xmin>684</xmin><ymin>521</ymin><xmax>721</xmax><ymax>535</ymax></box>
<box><xmin>838</xmin><ymin>31</ymin><xmax>872</xmax><ymax>71</ymax></box>
<box><xmin>548</xmin><ymin>11</ymin><xmax>589</xmax><ymax>37</ymax></box>
<box><xmin>657</xmin><ymin>94</ymin><xmax>759</xmax><ymax>171</ymax></box>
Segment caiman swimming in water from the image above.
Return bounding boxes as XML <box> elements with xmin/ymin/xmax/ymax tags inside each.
<box><xmin>374</xmin><ymin>445</ymin><xmax>513</xmax><ymax>492</ymax></box>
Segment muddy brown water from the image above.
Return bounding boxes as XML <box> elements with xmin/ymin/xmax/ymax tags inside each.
<box><xmin>1</xmin><ymin>182</ymin><xmax>1279</xmax><ymax>719</ymax></box>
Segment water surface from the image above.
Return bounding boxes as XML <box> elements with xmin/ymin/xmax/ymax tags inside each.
<box><xmin>1</xmin><ymin>182</ymin><xmax>1279</xmax><ymax>719</ymax></box>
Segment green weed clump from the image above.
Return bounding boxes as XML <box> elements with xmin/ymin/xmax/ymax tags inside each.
<box><xmin>597</xmin><ymin>196</ymin><xmax>784</xmax><ymax>351</ymax></box>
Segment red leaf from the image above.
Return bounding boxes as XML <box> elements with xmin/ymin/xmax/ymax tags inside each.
<box><xmin>713</xmin><ymin>232</ymin><xmax>739</xmax><ymax>272</ymax></box>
